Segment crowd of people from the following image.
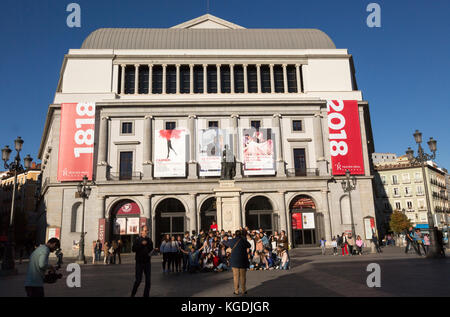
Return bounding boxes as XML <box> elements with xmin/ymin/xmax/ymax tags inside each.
<box><xmin>91</xmin><ymin>239</ymin><xmax>123</xmax><ymax>265</ymax></box>
<box><xmin>320</xmin><ymin>232</ymin><xmax>379</xmax><ymax>256</ymax></box>
<box><xmin>157</xmin><ymin>222</ymin><xmax>290</xmax><ymax>274</ymax></box>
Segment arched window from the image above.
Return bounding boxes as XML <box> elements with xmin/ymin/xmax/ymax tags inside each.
<box><xmin>71</xmin><ymin>202</ymin><xmax>82</xmax><ymax>233</ymax></box>
<box><xmin>340</xmin><ymin>195</ymin><xmax>352</xmax><ymax>225</ymax></box>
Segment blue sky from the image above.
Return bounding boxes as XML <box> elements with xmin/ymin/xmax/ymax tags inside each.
<box><xmin>0</xmin><ymin>0</ymin><xmax>449</xmax><ymax>169</ymax></box>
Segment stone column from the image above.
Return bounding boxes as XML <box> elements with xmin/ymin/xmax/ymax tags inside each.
<box><xmin>269</xmin><ymin>64</ymin><xmax>275</xmax><ymax>93</ymax></box>
<box><xmin>97</xmin><ymin>116</ymin><xmax>109</xmax><ymax>181</ymax></box>
<box><xmin>278</xmin><ymin>191</ymin><xmax>287</xmax><ymax>233</ymax></box>
<box><xmin>188</xmin><ymin>115</ymin><xmax>198</xmax><ymax>179</ymax></box>
<box><xmin>189</xmin><ymin>194</ymin><xmax>198</xmax><ymax>233</ymax></box>
<box><xmin>148</xmin><ymin>64</ymin><xmax>153</xmax><ymax>94</ymax></box>
<box><xmin>120</xmin><ymin>64</ymin><xmax>126</xmax><ymax>94</ymax></box>
<box><xmin>134</xmin><ymin>64</ymin><xmax>139</xmax><ymax>94</ymax></box>
<box><xmin>321</xmin><ymin>189</ymin><xmax>332</xmax><ymax>243</ymax></box>
<box><xmin>314</xmin><ymin>113</ymin><xmax>327</xmax><ymax>175</ymax></box>
<box><xmin>230</xmin><ymin>64</ymin><xmax>235</xmax><ymax>93</ymax></box>
<box><xmin>285</xmin><ymin>193</ymin><xmax>294</xmax><ymax>249</ymax></box>
<box><xmin>243</xmin><ymin>64</ymin><xmax>248</xmax><ymax>94</ymax></box>
<box><xmin>189</xmin><ymin>64</ymin><xmax>194</xmax><ymax>94</ymax></box>
<box><xmin>256</xmin><ymin>64</ymin><xmax>261</xmax><ymax>93</ymax></box>
<box><xmin>282</xmin><ymin>64</ymin><xmax>288</xmax><ymax>93</ymax></box>
<box><xmin>203</xmin><ymin>64</ymin><xmax>208</xmax><ymax>94</ymax></box>
<box><xmin>97</xmin><ymin>195</ymin><xmax>106</xmax><ymax>219</ymax></box>
<box><xmin>231</xmin><ymin>114</ymin><xmax>242</xmax><ymax>178</ymax></box>
<box><xmin>272</xmin><ymin>113</ymin><xmax>285</xmax><ymax>176</ymax></box>
<box><xmin>162</xmin><ymin>64</ymin><xmax>167</xmax><ymax>94</ymax></box>
<box><xmin>143</xmin><ymin>115</ymin><xmax>153</xmax><ymax>180</ymax></box>
<box><xmin>296</xmin><ymin>64</ymin><xmax>302</xmax><ymax>93</ymax></box>
<box><xmin>143</xmin><ymin>195</ymin><xmax>151</xmax><ymax>219</ymax></box>
<box><xmin>176</xmin><ymin>64</ymin><xmax>180</xmax><ymax>94</ymax></box>
<box><xmin>216</xmin><ymin>64</ymin><xmax>221</xmax><ymax>94</ymax></box>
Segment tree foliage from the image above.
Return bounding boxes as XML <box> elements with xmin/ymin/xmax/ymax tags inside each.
<box><xmin>389</xmin><ymin>210</ymin><xmax>411</xmax><ymax>234</ymax></box>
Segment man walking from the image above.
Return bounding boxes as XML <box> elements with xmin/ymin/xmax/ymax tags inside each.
<box><xmin>131</xmin><ymin>225</ymin><xmax>154</xmax><ymax>297</ymax></box>
<box><xmin>222</xmin><ymin>230</ymin><xmax>251</xmax><ymax>295</ymax></box>
<box><xmin>405</xmin><ymin>226</ymin><xmax>419</xmax><ymax>255</ymax></box>
<box><xmin>24</xmin><ymin>238</ymin><xmax>60</xmax><ymax>297</ymax></box>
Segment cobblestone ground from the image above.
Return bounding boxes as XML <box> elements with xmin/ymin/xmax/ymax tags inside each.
<box><xmin>0</xmin><ymin>246</ymin><xmax>448</xmax><ymax>297</ymax></box>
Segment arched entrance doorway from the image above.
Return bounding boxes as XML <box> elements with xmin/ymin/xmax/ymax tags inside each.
<box><xmin>245</xmin><ymin>196</ymin><xmax>275</xmax><ymax>234</ymax></box>
<box><xmin>109</xmin><ymin>199</ymin><xmax>141</xmax><ymax>253</ymax></box>
<box><xmin>200</xmin><ymin>197</ymin><xmax>217</xmax><ymax>232</ymax></box>
<box><xmin>155</xmin><ymin>198</ymin><xmax>186</xmax><ymax>246</ymax></box>
<box><xmin>290</xmin><ymin>195</ymin><xmax>318</xmax><ymax>247</ymax></box>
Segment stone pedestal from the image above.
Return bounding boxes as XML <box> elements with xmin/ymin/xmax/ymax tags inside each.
<box><xmin>142</xmin><ymin>162</ymin><xmax>153</xmax><ymax>180</ymax></box>
<box><xmin>214</xmin><ymin>180</ymin><xmax>242</xmax><ymax>232</ymax></box>
<box><xmin>188</xmin><ymin>162</ymin><xmax>198</xmax><ymax>179</ymax></box>
<box><xmin>276</xmin><ymin>160</ymin><xmax>286</xmax><ymax>176</ymax></box>
<box><xmin>96</xmin><ymin>164</ymin><xmax>108</xmax><ymax>181</ymax></box>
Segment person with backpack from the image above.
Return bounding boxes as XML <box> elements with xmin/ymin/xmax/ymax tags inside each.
<box><xmin>221</xmin><ymin>230</ymin><xmax>251</xmax><ymax>295</ymax></box>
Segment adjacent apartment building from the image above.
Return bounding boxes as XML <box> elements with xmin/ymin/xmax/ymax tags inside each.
<box><xmin>37</xmin><ymin>14</ymin><xmax>377</xmax><ymax>255</ymax></box>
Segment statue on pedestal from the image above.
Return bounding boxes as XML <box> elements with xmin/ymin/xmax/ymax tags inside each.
<box><xmin>220</xmin><ymin>145</ymin><xmax>236</xmax><ymax>180</ymax></box>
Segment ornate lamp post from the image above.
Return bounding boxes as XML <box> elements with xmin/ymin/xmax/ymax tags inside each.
<box><xmin>76</xmin><ymin>175</ymin><xmax>92</xmax><ymax>264</ymax></box>
<box><xmin>341</xmin><ymin>169</ymin><xmax>357</xmax><ymax>239</ymax></box>
<box><xmin>405</xmin><ymin>129</ymin><xmax>440</xmax><ymax>258</ymax></box>
<box><xmin>1</xmin><ymin>137</ymin><xmax>33</xmax><ymax>273</ymax></box>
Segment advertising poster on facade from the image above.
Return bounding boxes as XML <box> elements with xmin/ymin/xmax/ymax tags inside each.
<box><xmin>302</xmin><ymin>213</ymin><xmax>315</xmax><ymax>229</ymax></box>
<box><xmin>114</xmin><ymin>218</ymin><xmax>126</xmax><ymax>235</ymax></box>
<box><xmin>292</xmin><ymin>213</ymin><xmax>302</xmax><ymax>230</ymax></box>
<box><xmin>154</xmin><ymin>129</ymin><xmax>186</xmax><ymax>177</ymax></box>
<box><xmin>198</xmin><ymin>128</ymin><xmax>231</xmax><ymax>176</ymax></box>
<box><xmin>242</xmin><ymin>128</ymin><xmax>275</xmax><ymax>175</ymax></box>
<box><xmin>126</xmin><ymin>218</ymin><xmax>139</xmax><ymax>235</ymax></box>
<box><xmin>98</xmin><ymin>219</ymin><xmax>106</xmax><ymax>244</ymax></box>
<box><xmin>327</xmin><ymin>100</ymin><xmax>364</xmax><ymax>175</ymax></box>
<box><xmin>364</xmin><ymin>217</ymin><xmax>375</xmax><ymax>240</ymax></box>
<box><xmin>57</xmin><ymin>102</ymin><xmax>96</xmax><ymax>181</ymax></box>
<box><xmin>48</xmin><ymin>227</ymin><xmax>61</xmax><ymax>240</ymax></box>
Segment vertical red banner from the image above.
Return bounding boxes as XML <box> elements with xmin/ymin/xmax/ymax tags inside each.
<box><xmin>57</xmin><ymin>102</ymin><xmax>96</xmax><ymax>181</ymax></box>
<box><xmin>327</xmin><ymin>100</ymin><xmax>365</xmax><ymax>175</ymax></box>
<box><xmin>98</xmin><ymin>218</ymin><xmax>106</xmax><ymax>245</ymax></box>
<box><xmin>139</xmin><ymin>217</ymin><xmax>148</xmax><ymax>233</ymax></box>
<box><xmin>291</xmin><ymin>213</ymin><xmax>303</xmax><ymax>230</ymax></box>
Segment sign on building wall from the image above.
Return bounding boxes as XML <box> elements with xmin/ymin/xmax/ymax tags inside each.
<box><xmin>198</xmin><ymin>128</ymin><xmax>231</xmax><ymax>176</ymax></box>
<box><xmin>114</xmin><ymin>218</ymin><xmax>126</xmax><ymax>235</ymax></box>
<box><xmin>115</xmin><ymin>202</ymin><xmax>140</xmax><ymax>216</ymax></box>
<box><xmin>126</xmin><ymin>218</ymin><xmax>140</xmax><ymax>235</ymax></box>
<box><xmin>292</xmin><ymin>213</ymin><xmax>303</xmax><ymax>230</ymax></box>
<box><xmin>302</xmin><ymin>213</ymin><xmax>315</xmax><ymax>229</ymax></box>
<box><xmin>48</xmin><ymin>227</ymin><xmax>61</xmax><ymax>240</ymax></box>
<box><xmin>154</xmin><ymin>129</ymin><xmax>187</xmax><ymax>177</ymax></box>
<box><xmin>364</xmin><ymin>217</ymin><xmax>375</xmax><ymax>240</ymax></box>
<box><xmin>57</xmin><ymin>102</ymin><xmax>96</xmax><ymax>181</ymax></box>
<box><xmin>98</xmin><ymin>219</ymin><xmax>106</xmax><ymax>244</ymax></box>
<box><xmin>242</xmin><ymin>128</ymin><xmax>275</xmax><ymax>175</ymax></box>
<box><xmin>327</xmin><ymin>100</ymin><xmax>364</xmax><ymax>175</ymax></box>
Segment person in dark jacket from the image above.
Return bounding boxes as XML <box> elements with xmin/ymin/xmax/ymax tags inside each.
<box><xmin>222</xmin><ymin>230</ymin><xmax>251</xmax><ymax>295</ymax></box>
<box><xmin>131</xmin><ymin>225</ymin><xmax>154</xmax><ymax>297</ymax></box>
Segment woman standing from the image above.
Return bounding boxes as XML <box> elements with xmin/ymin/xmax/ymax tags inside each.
<box><xmin>423</xmin><ymin>233</ymin><xmax>430</xmax><ymax>254</ymax></box>
<box><xmin>341</xmin><ymin>233</ymin><xmax>349</xmax><ymax>256</ymax></box>
<box><xmin>246</xmin><ymin>234</ymin><xmax>255</xmax><ymax>257</ymax></box>
<box><xmin>168</xmin><ymin>236</ymin><xmax>179</xmax><ymax>272</ymax></box>
<box><xmin>255</xmin><ymin>234</ymin><xmax>264</xmax><ymax>253</ymax></box>
<box><xmin>103</xmin><ymin>242</ymin><xmax>110</xmax><ymax>265</ymax></box>
<box><xmin>347</xmin><ymin>234</ymin><xmax>355</xmax><ymax>256</ymax></box>
<box><xmin>278</xmin><ymin>231</ymin><xmax>288</xmax><ymax>250</ymax></box>
<box><xmin>92</xmin><ymin>241</ymin><xmax>97</xmax><ymax>264</ymax></box>
<box><xmin>160</xmin><ymin>234</ymin><xmax>171</xmax><ymax>273</ymax></box>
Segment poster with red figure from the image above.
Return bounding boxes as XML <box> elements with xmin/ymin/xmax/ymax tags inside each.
<box><xmin>57</xmin><ymin>102</ymin><xmax>96</xmax><ymax>181</ymax></box>
<box><xmin>242</xmin><ymin>128</ymin><xmax>275</xmax><ymax>175</ymax></box>
<box><xmin>154</xmin><ymin>129</ymin><xmax>186</xmax><ymax>177</ymax></box>
<box><xmin>327</xmin><ymin>100</ymin><xmax>365</xmax><ymax>175</ymax></box>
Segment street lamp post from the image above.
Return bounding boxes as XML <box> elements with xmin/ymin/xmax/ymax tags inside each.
<box><xmin>76</xmin><ymin>175</ymin><xmax>92</xmax><ymax>264</ymax></box>
<box><xmin>1</xmin><ymin>137</ymin><xmax>33</xmax><ymax>274</ymax></box>
<box><xmin>341</xmin><ymin>169</ymin><xmax>357</xmax><ymax>239</ymax></box>
<box><xmin>405</xmin><ymin>129</ymin><xmax>441</xmax><ymax>258</ymax></box>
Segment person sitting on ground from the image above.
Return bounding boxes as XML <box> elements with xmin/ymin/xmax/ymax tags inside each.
<box><xmin>355</xmin><ymin>235</ymin><xmax>364</xmax><ymax>255</ymax></box>
<box><xmin>179</xmin><ymin>244</ymin><xmax>204</xmax><ymax>273</ymax></box>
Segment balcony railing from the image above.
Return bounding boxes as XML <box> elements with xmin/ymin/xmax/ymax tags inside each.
<box><xmin>286</xmin><ymin>168</ymin><xmax>319</xmax><ymax>177</ymax></box>
<box><xmin>107</xmin><ymin>172</ymin><xmax>142</xmax><ymax>181</ymax></box>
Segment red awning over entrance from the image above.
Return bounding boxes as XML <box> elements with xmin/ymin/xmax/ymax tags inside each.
<box><xmin>115</xmin><ymin>201</ymin><xmax>141</xmax><ymax>216</ymax></box>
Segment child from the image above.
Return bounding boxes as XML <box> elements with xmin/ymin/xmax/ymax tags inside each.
<box><xmin>280</xmin><ymin>248</ymin><xmax>289</xmax><ymax>270</ymax></box>
<box><xmin>320</xmin><ymin>238</ymin><xmax>326</xmax><ymax>255</ymax></box>
<box><xmin>331</xmin><ymin>237</ymin><xmax>338</xmax><ymax>256</ymax></box>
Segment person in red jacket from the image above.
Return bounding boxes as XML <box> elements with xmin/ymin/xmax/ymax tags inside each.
<box><xmin>210</xmin><ymin>221</ymin><xmax>218</xmax><ymax>232</ymax></box>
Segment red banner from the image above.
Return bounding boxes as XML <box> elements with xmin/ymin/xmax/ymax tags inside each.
<box><xmin>291</xmin><ymin>213</ymin><xmax>303</xmax><ymax>230</ymax></box>
<box><xmin>57</xmin><ymin>102</ymin><xmax>96</xmax><ymax>181</ymax></box>
<box><xmin>115</xmin><ymin>201</ymin><xmax>141</xmax><ymax>215</ymax></box>
<box><xmin>327</xmin><ymin>100</ymin><xmax>364</xmax><ymax>175</ymax></box>
<box><xmin>139</xmin><ymin>217</ymin><xmax>148</xmax><ymax>232</ymax></box>
<box><xmin>98</xmin><ymin>218</ymin><xmax>106</xmax><ymax>244</ymax></box>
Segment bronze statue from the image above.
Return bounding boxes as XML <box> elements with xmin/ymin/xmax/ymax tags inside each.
<box><xmin>220</xmin><ymin>145</ymin><xmax>236</xmax><ymax>180</ymax></box>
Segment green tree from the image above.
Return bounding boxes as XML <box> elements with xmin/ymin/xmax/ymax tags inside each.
<box><xmin>389</xmin><ymin>210</ymin><xmax>411</xmax><ymax>234</ymax></box>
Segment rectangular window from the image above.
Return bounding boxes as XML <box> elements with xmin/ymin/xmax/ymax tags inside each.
<box><xmin>165</xmin><ymin>121</ymin><xmax>176</xmax><ymax>130</ymax></box>
<box><xmin>121</xmin><ymin>122</ymin><xmax>133</xmax><ymax>134</ymax></box>
<box><xmin>392</xmin><ymin>175</ymin><xmax>398</xmax><ymax>185</ymax></box>
<box><xmin>234</xmin><ymin>65</ymin><xmax>244</xmax><ymax>93</ymax></box>
<box><xmin>402</xmin><ymin>173</ymin><xmax>411</xmax><ymax>183</ymax></box>
<box><xmin>393</xmin><ymin>188</ymin><xmax>400</xmax><ymax>196</ymax></box>
<box><xmin>418</xmin><ymin>199</ymin><xmax>425</xmax><ymax>209</ymax></box>
<box><xmin>407</xmin><ymin>201</ymin><xmax>413</xmax><ymax>210</ymax></box>
<box><xmin>138</xmin><ymin>65</ymin><xmax>149</xmax><ymax>94</ymax></box>
<box><xmin>220</xmin><ymin>65</ymin><xmax>231</xmax><ymax>93</ymax></box>
<box><xmin>193</xmin><ymin>65</ymin><xmax>204</xmax><ymax>94</ymax></box>
<box><xmin>124</xmin><ymin>65</ymin><xmax>135</xmax><ymax>94</ymax></box>
<box><xmin>405</xmin><ymin>187</ymin><xmax>411</xmax><ymax>196</ymax></box>
<box><xmin>207</xmin><ymin>65</ymin><xmax>217</xmax><ymax>93</ymax></box>
<box><xmin>180</xmin><ymin>65</ymin><xmax>190</xmax><ymax>94</ymax></box>
<box><xmin>152</xmin><ymin>65</ymin><xmax>163</xmax><ymax>94</ymax></box>
<box><xmin>247</xmin><ymin>65</ymin><xmax>257</xmax><ymax>93</ymax></box>
<box><xmin>292</xmin><ymin>120</ymin><xmax>302</xmax><ymax>132</ymax></box>
<box><xmin>293</xmin><ymin>148</ymin><xmax>307</xmax><ymax>176</ymax></box>
<box><xmin>119</xmin><ymin>151</ymin><xmax>133</xmax><ymax>180</ymax></box>
<box><xmin>260</xmin><ymin>65</ymin><xmax>271</xmax><ymax>93</ymax></box>
<box><xmin>395</xmin><ymin>201</ymin><xmax>401</xmax><ymax>210</ymax></box>
<box><xmin>273</xmin><ymin>65</ymin><xmax>284</xmax><ymax>93</ymax></box>
<box><xmin>250</xmin><ymin>120</ymin><xmax>261</xmax><ymax>131</ymax></box>
<box><xmin>287</xmin><ymin>65</ymin><xmax>298</xmax><ymax>93</ymax></box>
<box><xmin>414</xmin><ymin>172</ymin><xmax>422</xmax><ymax>182</ymax></box>
<box><xmin>118</xmin><ymin>65</ymin><xmax>122</xmax><ymax>94</ymax></box>
<box><xmin>208</xmin><ymin>121</ymin><xmax>219</xmax><ymax>128</ymax></box>
<box><xmin>166</xmin><ymin>65</ymin><xmax>176</xmax><ymax>94</ymax></box>
<box><xmin>416</xmin><ymin>185</ymin><xmax>424</xmax><ymax>195</ymax></box>
<box><xmin>381</xmin><ymin>175</ymin><xmax>386</xmax><ymax>185</ymax></box>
